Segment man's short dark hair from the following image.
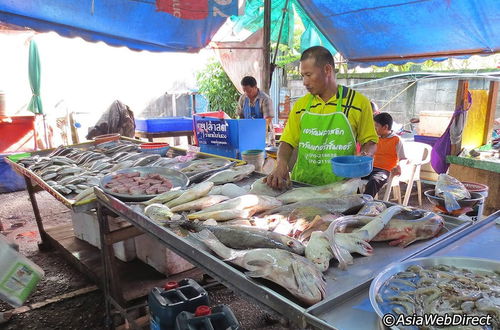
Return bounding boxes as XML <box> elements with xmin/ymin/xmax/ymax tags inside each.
<box><xmin>241</xmin><ymin>76</ymin><xmax>257</xmax><ymax>87</ymax></box>
<box><xmin>300</xmin><ymin>46</ymin><xmax>335</xmax><ymax>69</ymax></box>
<box><xmin>374</xmin><ymin>112</ymin><xmax>393</xmax><ymax>130</ymax></box>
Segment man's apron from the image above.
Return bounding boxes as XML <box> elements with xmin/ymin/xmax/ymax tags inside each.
<box><xmin>291</xmin><ymin>86</ymin><xmax>356</xmax><ymax>185</ymax></box>
<box><xmin>243</xmin><ymin>97</ymin><xmax>262</xmax><ymax>119</ymax></box>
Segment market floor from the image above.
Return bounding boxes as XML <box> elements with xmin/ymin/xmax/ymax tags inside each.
<box><xmin>0</xmin><ymin>184</ymin><xmax>435</xmax><ymax>330</ymax></box>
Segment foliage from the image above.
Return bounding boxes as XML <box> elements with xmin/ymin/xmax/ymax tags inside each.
<box><xmin>196</xmin><ymin>59</ymin><xmax>240</xmax><ymax>118</ymax></box>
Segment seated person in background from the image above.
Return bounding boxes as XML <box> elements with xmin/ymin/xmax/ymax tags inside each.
<box><xmin>86</xmin><ymin>100</ymin><xmax>136</xmax><ymax>140</ymax></box>
<box><xmin>363</xmin><ymin>112</ymin><xmax>406</xmax><ymax>197</ymax></box>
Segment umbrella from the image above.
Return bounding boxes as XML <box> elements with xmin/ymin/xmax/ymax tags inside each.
<box><xmin>28</xmin><ymin>39</ymin><xmax>47</xmax><ymax>148</ymax></box>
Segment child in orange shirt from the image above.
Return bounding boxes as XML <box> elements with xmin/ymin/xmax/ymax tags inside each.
<box><xmin>363</xmin><ymin>113</ymin><xmax>406</xmax><ymax>197</ymax></box>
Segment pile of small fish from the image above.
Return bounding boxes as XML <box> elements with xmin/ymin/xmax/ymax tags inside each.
<box><xmin>139</xmin><ymin>174</ymin><xmax>446</xmax><ymax>306</ymax></box>
<box><xmin>104</xmin><ymin>171</ymin><xmax>173</xmax><ymax>195</ymax></box>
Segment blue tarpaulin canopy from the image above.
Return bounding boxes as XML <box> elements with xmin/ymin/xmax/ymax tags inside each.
<box><xmin>1</xmin><ymin>0</ymin><xmax>499</xmax><ymax>65</ymax></box>
<box><xmin>297</xmin><ymin>0</ymin><xmax>500</xmax><ymax>67</ymax></box>
<box><xmin>0</xmin><ymin>0</ymin><xmax>238</xmax><ymax>52</ymax></box>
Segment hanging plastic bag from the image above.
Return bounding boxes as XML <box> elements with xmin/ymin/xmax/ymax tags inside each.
<box><xmin>430</xmin><ymin>92</ymin><xmax>472</xmax><ymax>174</ymax></box>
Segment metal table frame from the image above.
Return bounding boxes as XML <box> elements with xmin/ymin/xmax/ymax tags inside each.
<box><xmin>93</xmin><ymin>188</ymin><xmax>476</xmax><ymax>330</ymax></box>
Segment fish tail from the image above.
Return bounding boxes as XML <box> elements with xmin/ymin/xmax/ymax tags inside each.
<box><xmin>443</xmin><ymin>191</ymin><xmax>460</xmax><ymax>212</ymax></box>
<box><xmin>189</xmin><ymin>229</ymin><xmax>235</xmax><ymax>260</ymax></box>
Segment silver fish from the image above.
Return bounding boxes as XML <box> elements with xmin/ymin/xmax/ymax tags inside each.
<box><xmin>144</xmin><ymin>204</ymin><xmax>174</xmax><ymax>225</ymax></box>
<box><xmin>170</xmin><ymin>195</ymin><xmax>229</xmax><ymax>213</ymax></box>
<box><xmin>208</xmin><ymin>183</ymin><xmax>248</xmax><ymax>198</ymax></box>
<box><xmin>205</xmin><ymin>164</ymin><xmax>255</xmax><ymax>185</ymax></box>
<box><xmin>248</xmin><ymin>178</ymin><xmax>284</xmax><ymax>197</ymax></box>
<box><xmin>143</xmin><ymin>190</ymin><xmax>184</xmax><ymax>206</ymax></box>
<box><xmin>166</xmin><ymin>181</ymin><xmax>214</xmax><ymax>208</ymax></box>
<box><xmin>357</xmin><ymin>201</ymin><xmax>387</xmax><ymax>216</ymax></box>
<box><xmin>188</xmin><ymin>194</ymin><xmax>281</xmax><ymax>220</ymax></box>
<box><xmin>187</xmin><ymin>209</ymin><xmax>251</xmax><ymax>221</ymax></box>
<box><xmin>277</xmin><ymin>178</ymin><xmax>362</xmax><ymax>204</ymax></box>
<box><xmin>191</xmin><ymin>229</ymin><xmax>326</xmax><ymax>305</ymax></box>
<box><xmin>181</xmin><ymin>221</ymin><xmax>305</xmax><ymax>255</ymax></box>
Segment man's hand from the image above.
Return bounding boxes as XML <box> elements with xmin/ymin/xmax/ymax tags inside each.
<box><xmin>391</xmin><ymin>165</ymin><xmax>402</xmax><ymax>176</ymax></box>
<box><xmin>263</xmin><ymin>161</ymin><xmax>291</xmax><ymax>190</ymax></box>
<box><xmin>359</xmin><ymin>141</ymin><xmax>377</xmax><ymax>156</ymax></box>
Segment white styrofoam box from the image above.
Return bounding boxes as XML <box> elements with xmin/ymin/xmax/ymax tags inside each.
<box><xmin>71</xmin><ymin>211</ymin><xmax>136</xmax><ymax>262</ymax></box>
<box><xmin>134</xmin><ymin>234</ymin><xmax>194</xmax><ymax>276</ymax></box>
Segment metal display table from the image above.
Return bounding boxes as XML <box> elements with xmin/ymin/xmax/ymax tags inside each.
<box><xmin>94</xmin><ymin>188</ymin><xmax>474</xmax><ymax>329</ymax></box>
<box><xmin>317</xmin><ymin>211</ymin><xmax>500</xmax><ymax>330</ymax></box>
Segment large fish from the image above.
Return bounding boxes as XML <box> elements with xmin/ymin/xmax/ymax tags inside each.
<box><xmin>205</xmin><ymin>164</ymin><xmax>255</xmax><ymax>185</ymax></box>
<box><xmin>144</xmin><ymin>204</ymin><xmax>174</xmax><ymax>224</ymax></box>
<box><xmin>188</xmin><ymin>209</ymin><xmax>251</xmax><ymax>221</ymax></box>
<box><xmin>188</xmin><ymin>194</ymin><xmax>281</xmax><ymax>220</ymax></box>
<box><xmin>188</xmin><ymin>162</ymin><xmax>236</xmax><ymax>183</ymax></box>
<box><xmin>435</xmin><ymin>174</ymin><xmax>471</xmax><ymax>212</ymax></box>
<box><xmin>208</xmin><ymin>183</ymin><xmax>248</xmax><ymax>198</ymax></box>
<box><xmin>143</xmin><ymin>190</ymin><xmax>184</xmax><ymax>206</ymax></box>
<box><xmin>180</xmin><ymin>221</ymin><xmax>305</xmax><ymax>255</ymax></box>
<box><xmin>262</xmin><ymin>194</ymin><xmax>372</xmax><ymax>220</ymax></box>
<box><xmin>277</xmin><ymin>178</ymin><xmax>362</xmax><ymax>204</ymax></box>
<box><xmin>248</xmin><ymin>178</ymin><xmax>284</xmax><ymax>197</ymax></box>
<box><xmin>166</xmin><ymin>181</ymin><xmax>214</xmax><ymax>208</ymax></box>
<box><xmin>191</xmin><ymin>229</ymin><xmax>326</xmax><ymax>305</ymax></box>
<box><xmin>170</xmin><ymin>195</ymin><xmax>229</xmax><ymax>213</ymax></box>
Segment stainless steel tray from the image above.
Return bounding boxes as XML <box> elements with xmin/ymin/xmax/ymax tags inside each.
<box><xmin>99</xmin><ymin>167</ymin><xmax>189</xmax><ymax>202</ymax></box>
<box><xmin>370</xmin><ymin>256</ymin><xmax>500</xmax><ymax>330</ymax></box>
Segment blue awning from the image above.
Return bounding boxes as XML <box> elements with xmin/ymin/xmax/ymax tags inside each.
<box><xmin>0</xmin><ymin>0</ymin><xmax>238</xmax><ymax>52</ymax></box>
<box><xmin>297</xmin><ymin>0</ymin><xmax>500</xmax><ymax>67</ymax></box>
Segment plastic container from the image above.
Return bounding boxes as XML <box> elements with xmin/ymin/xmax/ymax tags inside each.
<box><xmin>92</xmin><ymin>133</ymin><xmax>120</xmax><ymax>144</ymax></box>
<box><xmin>149</xmin><ymin>278</ymin><xmax>209</xmax><ymax>330</ymax></box>
<box><xmin>241</xmin><ymin>149</ymin><xmax>264</xmax><ymax>172</ymax></box>
<box><xmin>174</xmin><ymin>304</ymin><xmax>240</xmax><ymax>330</ymax></box>
<box><xmin>331</xmin><ymin>155</ymin><xmax>373</xmax><ymax>178</ymax></box>
<box><xmin>0</xmin><ymin>154</ymin><xmax>26</xmax><ymax>193</ymax></box>
<box><xmin>140</xmin><ymin>142</ymin><xmax>170</xmax><ymax>156</ymax></box>
<box><xmin>463</xmin><ymin>182</ymin><xmax>489</xmax><ymax>221</ymax></box>
<box><xmin>0</xmin><ymin>235</ymin><xmax>44</xmax><ymax>307</ymax></box>
<box><xmin>135</xmin><ymin>117</ymin><xmax>194</xmax><ymax>133</ymax></box>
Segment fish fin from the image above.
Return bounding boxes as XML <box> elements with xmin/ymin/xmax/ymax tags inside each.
<box><xmin>245</xmin><ymin>268</ymin><xmax>272</xmax><ymax>278</ymax></box>
<box><xmin>245</xmin><ymin>258</ymin><xmax>273</xmax><ymax>268</ymax></box>
<box><xmin>353</xmin><ymin>229</ymin><xmax>370</xmax><ymax>241</ymax></box>
<box><xmin>443</xmin><ymin>191</ymin><xmax>460</xmax><ymax>212</ymax></box>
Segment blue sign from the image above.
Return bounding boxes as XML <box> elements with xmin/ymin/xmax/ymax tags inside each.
<box><xmin>195</xmin><ymin>117</ymin><xmax>231</xmax><ymax>147</ymax></box>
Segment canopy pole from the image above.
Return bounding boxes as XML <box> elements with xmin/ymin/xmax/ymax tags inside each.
<box><xmin>262</xmin><ymin>0</ymin><xmax>271</xmax><ymax>94</ymax></box>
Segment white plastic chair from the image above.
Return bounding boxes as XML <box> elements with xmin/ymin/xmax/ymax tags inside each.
<box><xmin>382</xmin><ymin>141</ymin><xmax>432</xmax><ymax>206</ymax></box>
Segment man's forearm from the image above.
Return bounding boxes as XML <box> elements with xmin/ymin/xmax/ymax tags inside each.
<box><xmin>277</xmin><ymin>142</ymin><xmax>293</xmax><ymax>170</ymax></box>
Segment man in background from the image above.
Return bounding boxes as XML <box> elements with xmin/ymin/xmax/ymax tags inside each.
<box><xmin>237</xmin><ymin>76</ymin><xmax>275</xmax><ymax>145</ymax></box>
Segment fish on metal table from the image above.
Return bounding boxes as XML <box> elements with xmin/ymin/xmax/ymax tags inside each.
<box><xmin>191</xmin><ymin>229</ymin><xmax>326</xmax><ymax>305</ymax></box>
<box><xmin>205</xmin><ymin>164</ymin><xmax>255</xmax><ymax>185</ymax></box>
<box><xmin>276</xmin><ymin>178</ymin><xmax>362</xmax><ymax>204</ymax></box>
<box><xmin>208</xmin><ymin>183</ymin><xmax>248</xmax><ymax>198</ymax></box>
<box><xmin>187</xmin><ymin>162</ymin><xmax>236</xmax><ymax>183</ymax></box>
<box><xmin>248</xmin><ymin>178</ymin><xmax>284</xmax><ymax>197</ymax></box>
<box><xmin>180</xmin><ymin>221</ymin><xmax>305</xmax><ymax>255</ymax></box>
<box><xmin>166</xmin><ymin>181</ymin><xmax>214</xmax><ymax>208</ymax></box>
<box><xmin>435</xmin><ymin>174</ymin><xmax>471</xmax><ymax>212</ymax></box>
<box><xmin>170</xmin><ymin>195</ymin><xmax>229</xmax><ymax>212</ymax></box>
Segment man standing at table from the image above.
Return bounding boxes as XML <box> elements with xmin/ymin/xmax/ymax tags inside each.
<box><xmin>237</xmin><ymin>76</ymin><xmax>275</xmax><ymax>145</ymax></box>
<box><xmin>265</xmin><ymin>46</ymin><xmax>378</xmax><ymax>188</ymax></box>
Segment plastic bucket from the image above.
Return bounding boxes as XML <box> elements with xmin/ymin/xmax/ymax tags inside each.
<box><xmin>241</xmin><ymin>149</ymin><xmax>265</xmax><ymax>172</ymax></box>
<box><xmin>463</xmin><ymin>182</ymin><xmax>488</xmax><ymax>221</ymax></box>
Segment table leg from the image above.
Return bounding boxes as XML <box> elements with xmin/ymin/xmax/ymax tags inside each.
<box><xmin>187</xmin><ymin>135</ymin><xmax>193</xmax><ymax>145</ymax></box>
<box><xmin>24</xmin><ymin>176</ymin><xmax>51</xmax><ymax>251</ymax></box>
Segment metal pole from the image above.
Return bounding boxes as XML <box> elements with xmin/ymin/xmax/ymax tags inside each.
<box><xmin>262</xmin><ymin>0</ymin><xmax>271</xmax><ymax>94</ymax></box>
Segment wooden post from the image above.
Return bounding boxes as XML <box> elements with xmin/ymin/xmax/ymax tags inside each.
<box><xmin>483</xmin><ymin>81</ymin><xmax>499</xmax><ymax>145</ymax></box>
<box><xmin>262</xmin><ymin>0</ymin><xmax>271</xmax><ymax>94</ymax></box>
<box><xmin>69</xmin><ymin>112</ymin><xmax>79</xmax><ymax>144</ymax></box>
<box><xmin>451</xmin><ymin>80</ymin><xmax>469</xmax><ymax>156</ymax></box>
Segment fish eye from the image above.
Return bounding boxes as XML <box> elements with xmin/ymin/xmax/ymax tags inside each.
<box><xmin>286</xmin><ymin>240</ymin><xmax>295</xmax><ymax>247</ymax></box>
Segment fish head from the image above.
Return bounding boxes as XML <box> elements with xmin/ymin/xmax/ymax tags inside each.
<box><xmin>280</xmin><ymin>236</ymin><xmax>305</xmax><ymax>255</ymax></box>
<box><xmin>289</xmin><ymin>254</ymin><xmax>327</xmax><ymax>305</ymax></box>
<box><xmin>335</xmin><ymin>232</ymin><xmax>373</xmax><ymax>257</ymax></box>
<box><xmin>305</xmin><ymin>232</ymin><xmax>332</xmax><ymax>272</ymax></box>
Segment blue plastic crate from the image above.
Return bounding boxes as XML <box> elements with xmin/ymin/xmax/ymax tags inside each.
<box><xmin>195</xmin><ymin>118</ymin><xmax>266</xmax><ymax>159</ymax></box>
<box><xmin>135</xmin><ymin>117</ymin><xmax>193</xmax><ymax>133</ymax></box>
<box><xmin>0</xmin><ymin>154</ymin><xmax>26</xmax><ymax>193</ymax></box>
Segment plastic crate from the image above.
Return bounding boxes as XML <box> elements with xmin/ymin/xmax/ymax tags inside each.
<box><xmin>135</xmin><ymin>117</ymin><xmax>193</xmax><ymax>133</ymax></box>
<box><xmin>194</xmin><ymin>118</ymin><xmax>266</xmax><ymax>159</ymax></box>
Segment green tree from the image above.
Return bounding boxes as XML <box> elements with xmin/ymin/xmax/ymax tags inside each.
<box><xmin>196</xmin><ymin>59</ymin><xmax>240</xmax><ymax>118</ymax></box>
